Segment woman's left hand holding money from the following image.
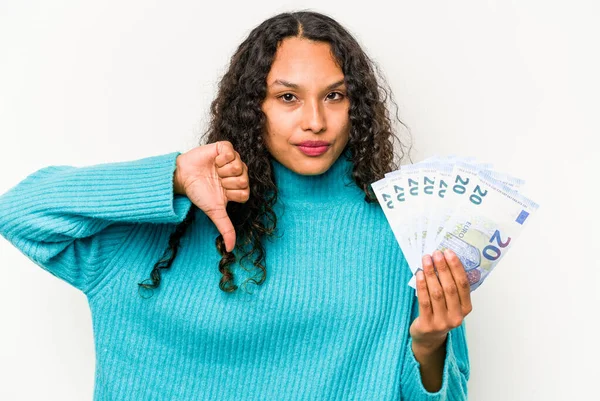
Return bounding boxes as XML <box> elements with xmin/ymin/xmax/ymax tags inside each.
<box><xmin>408</xmin><ymin>249</ymin><xmax>473</xmax><ymax>391</ymax></box>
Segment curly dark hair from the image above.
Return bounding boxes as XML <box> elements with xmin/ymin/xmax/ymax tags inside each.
<box><xmin>137</xmin><ymin>10</ymin><xmax>411</xmax><ymax>297</ymax></box>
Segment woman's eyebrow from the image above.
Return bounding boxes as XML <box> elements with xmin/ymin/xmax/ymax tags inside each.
<box><xmin>269</xmin><ymin>79</ymin><xmax>346</xmax><ymax>90</ymax></box>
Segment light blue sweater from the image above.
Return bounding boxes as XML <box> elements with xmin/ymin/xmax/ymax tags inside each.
<box><xmin>0</xmin><ymin>151</ymin><xmax>469</xmax><ymax>400</ymax></box>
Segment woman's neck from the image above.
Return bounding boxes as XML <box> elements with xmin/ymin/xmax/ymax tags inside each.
<box><xmin>270</xmin><ymin>149</ymin><xmax>365</xmax><ymax>204</ymax></box>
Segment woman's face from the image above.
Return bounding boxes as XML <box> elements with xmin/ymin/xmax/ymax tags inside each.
<box><xmin>261</xmin><ymin>37</ymin><xmax>351</xmax><ymax>176</ymax></box>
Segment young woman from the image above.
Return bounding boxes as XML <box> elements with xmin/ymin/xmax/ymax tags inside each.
<box><xmin>0</xmin><ymin>11</ymin><xmax>471</xmax><ymax>400</ymax></box>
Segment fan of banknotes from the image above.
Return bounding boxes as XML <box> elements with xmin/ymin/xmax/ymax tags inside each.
<box><xmin>371</xmin><ymin>155</ymin><xmax>539</xmax><ymax>292</ymax></box>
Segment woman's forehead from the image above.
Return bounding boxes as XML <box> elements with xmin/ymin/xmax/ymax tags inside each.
<box><xmin>266</xmin><ymin>37</ymin><xmax>344</xmax><ymax>88</ymax></box>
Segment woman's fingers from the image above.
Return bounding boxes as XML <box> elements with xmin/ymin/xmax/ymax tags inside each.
<box><xmin>225</xmin><ymin>188</ymin><xmax>250</xmax><ymax>203</ymax></box>
<box><xmin>217</xmin><ymin>158</ymin><xmax>245</xmax><ymax>177</ymax></box>
<box><xmin>415</xmin><ymin>267</ymin><xmax>433</xmax><ymax>323</ymax></box>
<box><xmin>214</xmin><ymin>142</ymin><xmax>236</xmax><ymax>167</ymax></box>
<box><xmin>444</xmin><ymin>249</ymin><xmax>473</xmax><ymax>316</ymax></box>
<box><xmin>433</xmin><ymin>250</ymin><xmax>463</xmax><ymax>327</ymax></box>
<box><xmin>216</xmin><ymin>148</ymin><xmax>248</xmax><ymax>191</ymax></box>
<box><xmin>413</xmin><ymin>251</ymin><xmax>474</xmax><ymax>343</ymax></box>
<box><xmin>222</xmin><ymin>162</ymin><xmax>250</xmax><ymax>203</ymax></box>
<box><xmin>220</xmin><ymin>170</ymin><xmax>249</xmax><ymax>190</ymax></box>
<box><xmin>422</xmin><ymin>254</ymin><xmax>447</xmax><ymax>318</ymax></box>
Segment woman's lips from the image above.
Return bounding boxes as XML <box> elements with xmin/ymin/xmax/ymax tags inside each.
<box><xmin>297</xmin><ymin>145</ymin><xmax>330</xmax><ymax>156</ymax></box>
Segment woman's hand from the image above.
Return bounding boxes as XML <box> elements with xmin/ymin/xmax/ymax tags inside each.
<box><xmin>409</xmin><ymin>250</ymin><xmax>473</xmax><ymax>353</ymax></box>
<box><xmin>173</xmin><ymin>141</ymin><xmax>250</xmax><ymax>253</ymax></box>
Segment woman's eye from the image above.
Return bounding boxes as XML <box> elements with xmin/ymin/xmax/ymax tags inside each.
<box><xmin>279</xmin><ymin>93</ymin><xmax>297</xmax><ymax>103</ymax></box>
<box><xmin>327</xmin><ymin>92</ymin><xmax>345</xmax><ymax>101</ymax></box>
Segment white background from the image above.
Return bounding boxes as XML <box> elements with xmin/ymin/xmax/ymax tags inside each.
<box><xmin>1</xmin><ymin>1</ymin><xmax>599</xmax><ymax>400</ymax></box>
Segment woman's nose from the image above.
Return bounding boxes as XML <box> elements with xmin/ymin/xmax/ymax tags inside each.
<box><xmin>301</xmin><ymin>98</ymin><xmax>326</xmax><ymax>133</ymax></box>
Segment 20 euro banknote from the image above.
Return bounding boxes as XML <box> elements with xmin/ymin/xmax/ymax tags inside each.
<box><xmin>407</xmin><ymin>169</ymin><xmax>539</xmax><ymax>291</ymax></box>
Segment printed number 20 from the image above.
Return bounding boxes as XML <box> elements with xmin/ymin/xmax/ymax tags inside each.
<box><xmin>482</xmin><ymin>230</ymin><xmax>512</xmax><ymax>261</ymax></box>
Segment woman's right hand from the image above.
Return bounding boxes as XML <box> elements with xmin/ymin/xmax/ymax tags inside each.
<box><xmin>173</xmin><ymin>141</ymin><xmax>250</xmax><ymax>252</ymax></box>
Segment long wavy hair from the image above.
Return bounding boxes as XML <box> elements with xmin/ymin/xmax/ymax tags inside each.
<box><xmin>138</xmin><ymin>10</ymin><xmax>411</xmax><ymax>297</ymax></box>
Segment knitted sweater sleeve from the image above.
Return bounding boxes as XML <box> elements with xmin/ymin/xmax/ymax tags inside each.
<box><xmin>0</xmin><ymin>152</ymin><xmax>193</xmax><ymax>294</ymax></box>
<box><xmin>399</xmin><ymin>289</ymin><xmax>471</xmax><ymax>400</ymax></box>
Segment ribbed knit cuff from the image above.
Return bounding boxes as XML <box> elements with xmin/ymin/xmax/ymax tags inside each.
<box><xmin>400</xmin><ymin>328</ymin><xmax>469</xmax><ymax>400</ymax></box>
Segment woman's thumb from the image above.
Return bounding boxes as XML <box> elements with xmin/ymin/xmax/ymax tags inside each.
<box><xmin>204</xmin><ymin>207</ymin><xmax>236</xmax><ymax>253</ymax></box>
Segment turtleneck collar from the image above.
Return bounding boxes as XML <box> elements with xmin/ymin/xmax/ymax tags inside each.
<box><xmin>270</xmin><ymin>149</ymin><xmax>365</xmax><ymax>204</ymax></box>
